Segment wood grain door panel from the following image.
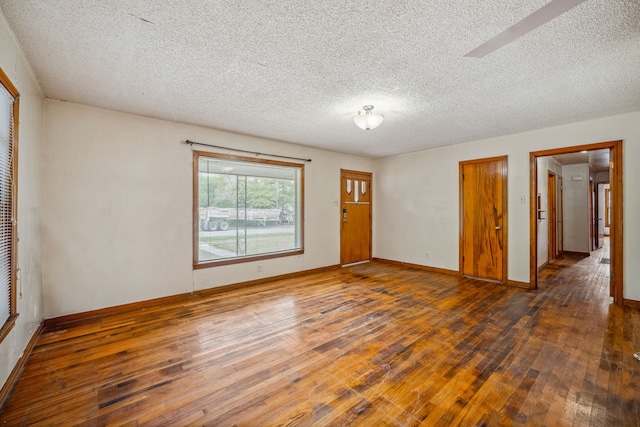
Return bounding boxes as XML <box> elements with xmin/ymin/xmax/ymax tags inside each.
<box><xmin>548</xmin><ymin>172</ymin><xmax>557</xmax><ymax>261</ymax></box>
<box><xmin>340</xmin><ymin>170</ymin><xmax>372</xmax><ymax>265</ymax></box>
<box><xmin>558</xmin><ymin>176</ymin><xmax>563</xmax><ymax>254</ymax></box>
<box><xmin>460</xmin><ymin>157</ymin><xmax>507</xmax><ymax>283</ymax></box>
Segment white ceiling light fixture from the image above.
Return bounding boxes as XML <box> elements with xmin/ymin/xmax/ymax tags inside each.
<box><xmin>354</xmin><ymin>105</ymin><xmax>384</xmax><ymax>130</ymax></box>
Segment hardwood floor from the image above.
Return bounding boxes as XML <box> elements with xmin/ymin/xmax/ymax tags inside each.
<box><xmin>2</xmin><ymin>241</ymin><xmax>639</xmax><ymax>426</ymax></box>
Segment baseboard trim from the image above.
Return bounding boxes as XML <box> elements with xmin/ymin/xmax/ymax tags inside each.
<box><xmin>0</xmin><ymin>322</ymin><xmax>43</xmax><ymax>410</ymax></box>
<box><xmin>537</xmin><ymin>261</ymin><xmax>549</xmax><ymax>271</ymax></box>
<box><xmin>561</xmin><ymin>251</ymin><xmax>591</xmax><ymax>258</ymax></box>
<box><xmin>508</xmin><ymin>280</ymin><xmax>532</xmax><ymax>290</ymax></box>
<box><xmin>342</xmin><ymin>260</ymin><xmax>370</xmax><ymax>267</ymax></box>
<box><xmin>623</xmin><ymin>298</ymin><xmax>640</xmax><ymax>309</ymax></box>
<box><xmin>372</xmin><ymin>258</ymin><xmax>459</xmax><ymax>276</ymax></box>
<box><xmin>44</xmin><ymin>264</ymin><xmax>341</xmax><ymax>330</ymax></box>
<box><xmin>374</xmin><ymin>258</ymin><xmax>532</xmax><ymax>289</ymax></box>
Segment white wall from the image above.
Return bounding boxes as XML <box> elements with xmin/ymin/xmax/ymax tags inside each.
<box><xmin>373</xmin><ymin>143</ymin><xmax>531</xmax><ymax>280</ymax></box>
<box><xmin>536</xmin><ymin>158</ymin><xmax>549</xmax><ymax>267</ymax></box>
<box><xmin>536</xmin><ymin>157</ymin><xmax>562</xmax><ymax>267</ymax></box>
<box><xmin>595</xmin><ymin>170</ymin><xmax>610</xmax><ymax>237</ymax></box>
<box><xmin>0</xmin><ymin>13</ymin><xmax>43</xmax><ymax>389</ymax></box>
<box><xmin>598</xmin><ymin>183</ymin><xmax>610</xmax><ymax>236</ymax></box>
<box><xmin>374</xmin><ymin>111</ymin><xmax>640</xmax><ymax>300</ymax></box>
<box><xmin>562</xmin><ymin>164</ymin><xmax>591</xmax><ymax>253</ymax></box>
<box><xmin>42</xmin><ymin>100</ymin><xmax>373</xmax><ymax>318</ymax></box>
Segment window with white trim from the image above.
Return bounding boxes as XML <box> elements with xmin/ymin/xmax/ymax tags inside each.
<box><xmin>0</xmin><ymin>67</ymin><xmax>18</xmax><ymax>342</ymax></box>
<box><xmin>194</xmin><ymin>151</ymin><xmax>304</xmax><ymax>267</ymax></box>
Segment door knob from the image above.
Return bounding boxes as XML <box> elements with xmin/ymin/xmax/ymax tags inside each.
<box><xmin>495</xmin><ymin>226</ymin><xmax>501</xmax><ymax>230</ymax></box>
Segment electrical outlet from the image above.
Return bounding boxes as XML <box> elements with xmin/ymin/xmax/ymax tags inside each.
<box><xmin>425</xmin><ymin>252</ymin><xmax>430</xmax><ymax>259</ymax></box>
<box><xmin>257</xmin><ymin>265</ymin><xmax>262</xmax><ymax>273</ymax></box>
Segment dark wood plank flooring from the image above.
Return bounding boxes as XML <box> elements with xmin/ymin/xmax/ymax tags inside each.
<box><xmin>2</xmin><ymin>239</ymin><xmax>639</xmax><ymax>426</ymax></box>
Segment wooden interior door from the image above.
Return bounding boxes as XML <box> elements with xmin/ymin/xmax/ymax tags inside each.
<box><xmin>340</xmin><ymin>170</ymin><xmax>372</xmax><ymax>265</ymax></box>
<box><xmin>548</xmin><ymin>171</ymin><xmax>557</xmax><ymax>261</ymax></box>
<box><xmin>590</xmin><ymin>181</ymin><xmax>595</xmax><ymax>251</ymax></box>
<box><xmin>558</xmin><ymin>176</ymin><xmax>563</xmax><ymax>254</ymax></box>
<box><xmin>460</xmin><ymin>156</ymin><xmax>507</xmax><ymax>283</ymax></box>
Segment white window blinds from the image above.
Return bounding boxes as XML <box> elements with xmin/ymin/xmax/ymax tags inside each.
<box><xmin>0</xmin><ymin>80</ymin><xmax>15</xmax><ymax>326</ymax></box>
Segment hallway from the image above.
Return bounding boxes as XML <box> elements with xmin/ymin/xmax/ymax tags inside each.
<box><xmin>538</xmin><ymin>236</ymin><xmax>611</xmax><ymax>302</ymax></box>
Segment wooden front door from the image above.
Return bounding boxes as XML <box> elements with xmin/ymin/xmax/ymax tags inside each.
<box><xmin>460</xmin><ymin>156</ymin><xmax>508</xmax><ymax>283</ymax></box>
<box><xmin>340</xmin><ymin>170</ymin><xmax>372</xmax><ymax>265</ymax></box>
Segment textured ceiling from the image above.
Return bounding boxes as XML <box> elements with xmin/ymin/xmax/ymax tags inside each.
<box><xmin>551</xmin><ymin>148</ymin><xmax>610</xmax><ymax>171</ymax></box>
<box><xmin>1</xmin><ymin>0</ymin><xmax>639</xmax><ymax>158</ymax></box>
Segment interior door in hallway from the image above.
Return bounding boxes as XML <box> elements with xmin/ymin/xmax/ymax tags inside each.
<box><xmin>460</xmin><ymin>156</ymin><xmax>508</xmax><ymax>283</ymax></box>
<box><xmin>340</xmin><ymin>170</ymin><xmax>372</xmax><ymax>265</ymax></box>
<box><xmin>548</xmin><ymin>171</ymin><xmax>557</xmax><ymax>260</ymax></box>
<box><xmin>558</xmin><ymin>176</ymin><xmax>563</xmax><ymax>254</ymax></box>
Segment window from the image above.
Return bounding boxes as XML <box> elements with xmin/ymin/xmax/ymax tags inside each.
<box><xmin>0</xmin><ymin>67</ymin><xmax>19</xmax><ymax>342</ymax></box>
<box><xmin>194</xmin><ymin>151</ymin><xmax>304</xmax><ymax>268</ymax></box>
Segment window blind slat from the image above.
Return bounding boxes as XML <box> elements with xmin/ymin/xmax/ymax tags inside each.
<box><xmin>0</xmin><ymin>79</ymin><xmax>15</xmax><ymax>325</ymax></box>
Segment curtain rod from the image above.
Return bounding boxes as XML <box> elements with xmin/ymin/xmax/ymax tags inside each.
<box><xmin>185</xmin><ymin>140</ymin><xmax>312</xmax><ymax>163</ymax></box>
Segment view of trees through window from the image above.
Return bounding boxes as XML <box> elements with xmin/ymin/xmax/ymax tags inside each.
<box><xmin>196</xmin><ymin>154</ymin><xmax>302</xmax><ymax>264</ymax></box>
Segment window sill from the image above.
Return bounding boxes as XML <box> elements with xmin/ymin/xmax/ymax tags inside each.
<box><xmin>194</xmin><ymin>249</ymin><xmax>304</xmax><ymax>269</ymax></box>
<box><xmin>0</xmin><ymin>313</ymin><xmax>19</xmax><ymax>343</ymax></box>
